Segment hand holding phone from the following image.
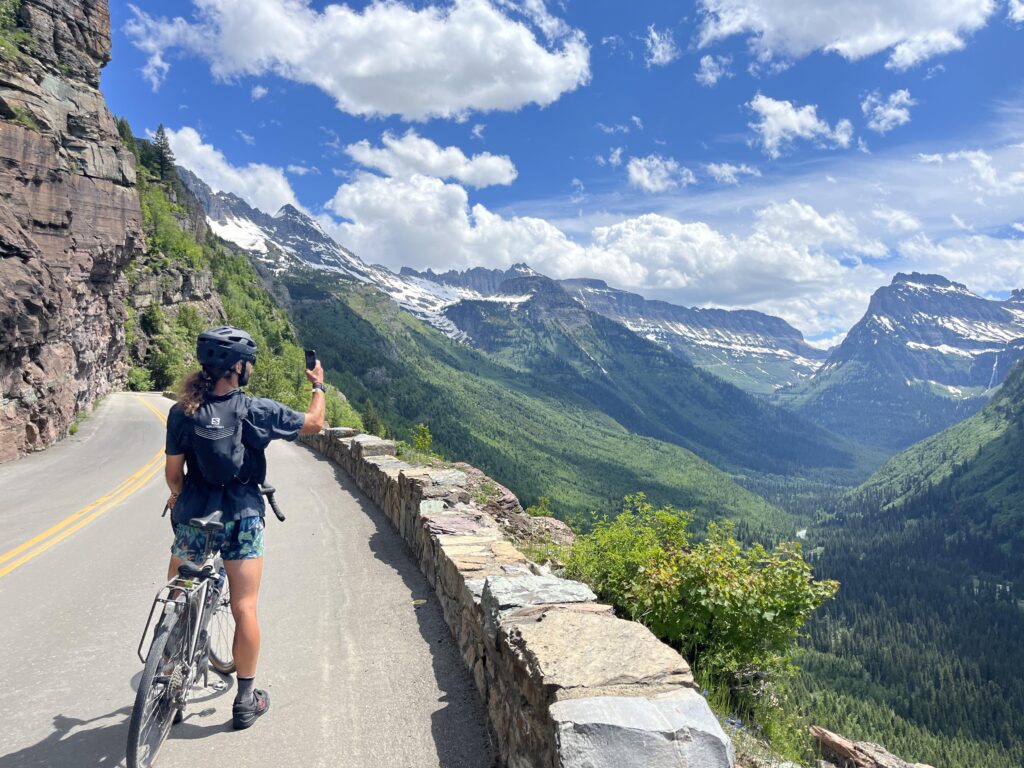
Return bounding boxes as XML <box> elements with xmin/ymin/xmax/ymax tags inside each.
<box><xmin>304</xmin><ymin>349</ymin><xmax>324</xmax><ymax>387</ymax></box>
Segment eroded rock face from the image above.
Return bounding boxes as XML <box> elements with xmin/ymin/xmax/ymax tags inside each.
<box><xmin>0</xmin><ymin>0</ymin><xmax>142</xmax><ymax>462</ymax></box>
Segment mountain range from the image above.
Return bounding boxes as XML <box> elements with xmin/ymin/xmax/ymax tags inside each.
<box><xmin>178</xmin><ymin>167</ymin><xmax>1024</xmax><ymax>457</ymax></box>
<box><xmin>404</xmin><ymin>266</ymin><xmax>828</xmax><ymax>394</ymax></box>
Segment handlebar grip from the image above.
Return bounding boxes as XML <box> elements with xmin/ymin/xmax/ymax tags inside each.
<box><xmin>267</xmin><ymin>491</ymin><xmax>285</xmax><ymax>522</ymax></box>
<box><xmin>259</xmin><ymin>483</ymin><xmax>286</xmax><ymax>522</ymax></box>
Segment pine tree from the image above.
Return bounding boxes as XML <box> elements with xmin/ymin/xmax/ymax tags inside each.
<box><xmin>362</xmin><ymin>399</ymin><xmax>382</xmax><ymax>436</ymax></box>
<box><xmin>153</xmin><ymin>124</ymin><xmax>175</xmax><ymax>181</ymax></box>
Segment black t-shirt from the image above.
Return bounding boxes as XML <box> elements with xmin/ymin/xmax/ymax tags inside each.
<box><xmin>165</xmin><ymin>390</ymin><xmax>305</xmax><ymax>524</ymax></box>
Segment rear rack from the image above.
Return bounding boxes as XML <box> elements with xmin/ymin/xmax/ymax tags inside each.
<box><xmin>136</xmin><ymin>580</ymin><xmax>197</xmax><ymax>663</ymax></box>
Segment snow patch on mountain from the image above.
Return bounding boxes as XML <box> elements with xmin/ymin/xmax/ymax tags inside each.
<box><xmin>208</xmin><ymin>216</ymin><xmax>269</xmax><ymax>254</ymax></box>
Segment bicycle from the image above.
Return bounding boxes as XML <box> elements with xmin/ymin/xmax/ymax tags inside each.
<box><xmin>126</xmin><ymin>484</ymin><xmax>284</xmax><ymax>768</ymax></box>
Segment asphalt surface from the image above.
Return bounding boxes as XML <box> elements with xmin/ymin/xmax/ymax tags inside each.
<box><xmin>0</xmin><ymin>392</ymin><xmax>493</xmax><ymax>768</ymax></box>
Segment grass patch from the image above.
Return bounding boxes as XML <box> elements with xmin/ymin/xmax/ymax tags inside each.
<box><xmin>7</xmin><ymin>103</ymin><xmax>40</xmax><ymax>131</ymax></box>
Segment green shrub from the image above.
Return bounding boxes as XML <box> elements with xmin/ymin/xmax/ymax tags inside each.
<box><xmin>0</xmin><ymin>0</ymin><xmax>20</xmax><ymax>29</ymax></box>
<box><xmin>325</xmin><ymin>388</ymin><xmax>363</xmax><ymax>429</ymax></box>
<box><xmin>141</xmin><ymin>303</ymin><xmax>164</xmax><ymax>336</ymax></box>
<box><xmin>526</xmin><ymin>496</ymin><xmax>553</xmax><ymax>517</ymax></box>
<box><xmin>412</xmin><ymin>423</ymin><xmax>433</xmax><ymax>454</ymax></box>
<box><xmin>563</xmin><ymin>492</ymin><xmax>838</xmax><ymax>698</ymax></box>
<box><xmin>128</xmin><ymin>365</ymin><xmax>154</xmax><ymax>392</ymax></box>
<box><xmin>8</xmin><ymin>103</ymin><xmax>39</xmax><ymax>131</ymax></box>
<box><xmin>68</xmin><ymin>421</ymin><xmax>78</xmax><ymax>435</ymax></box>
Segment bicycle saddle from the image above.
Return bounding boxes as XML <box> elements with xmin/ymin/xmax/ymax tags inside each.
<box><xmin>188</xmin><ymin>510</ymin><xmax>225</xmax><ymax>533</ymax></box>
<box><xmin>177</xmin><ymin>560</ymin><xmax>207</xmax><ymax>579</ymax></box>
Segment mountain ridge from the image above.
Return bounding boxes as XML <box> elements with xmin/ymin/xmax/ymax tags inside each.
<box><xmin>405</xmin><ymin>264</ymin><xmax>829</xmax><ymax>394</ymax></box>
<box><xmin>777</xmin><ymin>271</ymin><xmax>1024</xmax><ymax>450</ymax></box>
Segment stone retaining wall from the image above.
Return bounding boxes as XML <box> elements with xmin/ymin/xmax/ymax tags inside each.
<box><xmin>301</xmin><ymin>427</ymin><xmax>734</xmax><ymax>768</ymax></box>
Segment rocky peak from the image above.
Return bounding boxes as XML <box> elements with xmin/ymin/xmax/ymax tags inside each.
<box><xmin>1009</xmin><ymin>288</ymin><xmax>1024</xmax><ymax>305</ymax></box>
<box><xmin>275</xmin><ymin>203</ymin><xmax>304</xmax><ymax>219</ymax></box>
<box><xmin>891</xmin><ymin>272</ymin><xmax>960</xmax><ymax>288</ymax></box>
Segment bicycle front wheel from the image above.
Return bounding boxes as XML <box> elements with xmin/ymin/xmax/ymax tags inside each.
<box><xmin>208</xmin><ymin>577</ymin><xmax>236</xmax><ymax>674</ymax></box>
<box><xmin>127</xmin><ymin>610</ymin><xmax>185</xmax><ymax>768</ymax></box>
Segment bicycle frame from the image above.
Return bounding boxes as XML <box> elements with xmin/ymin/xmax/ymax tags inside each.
<box><xmin>136</xmin><ymin>531</ymin><xmax>226</xmax><ymax>699</ymax></box>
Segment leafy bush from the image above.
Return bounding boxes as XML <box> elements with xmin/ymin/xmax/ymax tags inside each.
<box><xmin>563</xmin><ymin>492</ymin><xmax>838</xmax><ymax>696</ymax></box>
<box><xmin>525</xmin><ymin>496</ymin><xmax>553</xmax><ymax>517</ymax></box>
<box><xmin>324</xmin><ymin>388</ymin><xmax>362</xmax><ymax>429</ymax></box>
<box><xmin>127</xmin><ymin>365</ymin><xmax>154</xmax><ymax>392</ymax></box>
<box><xmin>412</xmin><ymin>423</ymin><xmax>433</xmax><ymax>453</ymax></box>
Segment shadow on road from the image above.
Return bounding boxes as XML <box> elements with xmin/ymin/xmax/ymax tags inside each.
<box><xmin>0</xmin><ymin>674</ymin><xmax>236</xmax><ymax>767</ymax></box>
<box><xmin>300</xmin><ymin>446</ymin><xmax>498</xmax><ymax>768</ymax></box>
<box><xmin>0</xmin><ymin>708</ymin><xmax>132</xmax><ymax>767</ymax></box>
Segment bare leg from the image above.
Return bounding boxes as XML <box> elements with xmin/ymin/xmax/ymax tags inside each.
<box><xmin>166</xmin><ymin>555</ymin><xmax>183</xmax><ymax>581</ymax></box>
<box><xmin>224</xmin><ymin>557</ymin><xmax>264</xmax><ymax>678</ymax></box>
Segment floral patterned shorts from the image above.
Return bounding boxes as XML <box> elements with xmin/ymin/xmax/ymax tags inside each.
<box><xmin>171</xmin><ymin>516</ymin><xmax>265</xmax><ymax>562</ymax></box>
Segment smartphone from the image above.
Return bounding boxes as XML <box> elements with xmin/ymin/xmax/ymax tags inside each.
<box><xmin>304</xmin><ymin>349</ymin><xmax>317</xmax><ymax>370</ymax></box>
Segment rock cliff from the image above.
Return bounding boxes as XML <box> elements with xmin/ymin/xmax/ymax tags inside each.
<box><xmin>0</xmin><ymin>0</ymin><xmax>143</xmax><ymax>462</ymax></box>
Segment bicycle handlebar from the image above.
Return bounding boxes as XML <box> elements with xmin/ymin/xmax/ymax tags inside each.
<box><xmin>259</xmin><ymin>483</ymin><xmax>286</xmax><ymax>522</ymax></box>
<box><xmin>158</xmin><ymin>484</ymin><xmax>286</xmax><ymax>522</ymax></box>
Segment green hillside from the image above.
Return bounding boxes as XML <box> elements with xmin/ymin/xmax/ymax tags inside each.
<box><xmin>793</xmin><ymin>361</ymin><xmax>1024</xmax><ymax>768</ymax></box>
<box><xmin>444</xmin><ymin>277</ymin><xmax>873</xmax><ymax>483</ymax></box>
<box><xmin>279</xmin><ymin>269</ymin><xmax>792</xmax><ymax>532</ymax></box>
<box><xmin>858</xmin><ymin>362</ymin><xmax>1024</xmax><ymax>515</ymax></box>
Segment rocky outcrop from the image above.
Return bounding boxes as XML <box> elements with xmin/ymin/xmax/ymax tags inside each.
<box><xmin>0</xmin><ymin>0</ymin><xmax>143</xmax><ymax>462</ymax></box>
<box><xmin>301</xmin><ymin>427</ymin><xmax>734</xmax><ymax>768</ymax></box>
<box><xmin>811</xmin><ymin>726</ymin><xmax>935</xmax><ymax>768</ymax></box>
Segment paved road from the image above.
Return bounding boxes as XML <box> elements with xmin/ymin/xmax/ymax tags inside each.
<box><xmin>0</xmin><ymin>393</ymin><xmax>492</xmax><ymax>768</ymax></box>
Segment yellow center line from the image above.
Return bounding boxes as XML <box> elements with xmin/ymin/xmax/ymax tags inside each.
<box><xmin>0</xmin><ymin>395</ymin><xmax>170</xmax><ymax>579</ymax></box>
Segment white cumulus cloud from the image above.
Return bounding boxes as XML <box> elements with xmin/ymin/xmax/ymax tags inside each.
<box><xmin>695</xmin><ymin>54</ymin><xmax>732</xmax><ymax>86</ymax></box>
<box><xmin>644</xmin><ymin>25</ymin><xmax>680</xmax><ymax>67</ymax></box>
<box><xmin>626</xmin><ymin>155</ymin><xmax>696</xmax><ymax>193</ymax></box>
<box><xmin>748</xmin><ymin>94</ymin><xmax>853</xmax><ymax>158</ymax></box>
<box><xmin>167</xmin><ymin>126</ymin><xmax>301</xmax><ymax>214</ymax></box>
<box><xmin>873</xmin><ymin>206</ymin><xmax>922</xmax><ymax>233</ymax></box>
<box><xmin>324</xmin><ymin>172</ymin><xmax>586</xmax><ymax>274</ymax></box>
<box><xmin>697</xmin><ymin>0</ymin><xmax>996</xmax><ymax>70</ymax></box>
<box><xmin>705</xmin><ymin>162</ymin><xmax>760</xmax><ymax>184</ymax></box>
<box><xmin>250</xmin><ymin>85</ymin><xmax>268</xmax><ymax>100</ymax></box>
<box><xmin>862</xmin><ymin>89</ymin><xmax>916</xmax><ymax>134</ymax></box>
<box><xmin>125</xmin><ymin>0</ymin><xmax>591</xmax><ymax>121</ymax></box>
<box><xmin>1012</xmin><ymin>0</ymin><xmax>1024</xmax><ymax>21</ymax></box>
<box><xmin>899</xmin><ymin>233</ymin><xmax>1024</xmax><ymax>295</ymax></box>
<box><xmin>344</xmin><ymin>130</ymin><xmax>517</xmax><ymax>188</ymax></box>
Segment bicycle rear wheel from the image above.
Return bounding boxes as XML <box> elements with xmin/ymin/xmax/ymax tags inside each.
<box><xmin>208</xmin><ymin>577</ymin><xmax>236</xmax><ymax>674</ymax></box>
<box><xmin>127</xmin><ymin>610</ymin><xmax>185</xmax><ymax>768</ymax></box>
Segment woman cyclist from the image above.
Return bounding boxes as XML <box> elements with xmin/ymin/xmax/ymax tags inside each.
<box><xmin>163</xmin><ymin>326</ymin><xmax>324</xmax><ymax>729</ymax></box>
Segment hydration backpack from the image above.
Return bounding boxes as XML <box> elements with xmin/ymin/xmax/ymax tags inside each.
<box><xmin>190</xmin><ymin>394</ymin><xmax>251</xmax><ymax>486</ymax></box>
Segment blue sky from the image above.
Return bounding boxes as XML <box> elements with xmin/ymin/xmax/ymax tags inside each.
<box><xmin>105</xmin><ymin>0</ymin><xmax>1024</xmax><ymax>344</ymax></box>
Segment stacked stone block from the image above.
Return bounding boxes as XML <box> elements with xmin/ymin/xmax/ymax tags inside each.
<box><xmin>301</xmin><ymin>427</ymin><xmax>734</xmax><ymax>768</ymax></box>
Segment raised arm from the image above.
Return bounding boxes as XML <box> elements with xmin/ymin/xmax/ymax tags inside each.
<box><xmin>299</xmin><ymin>359</ymin><xmax>326</xmax><ymax>435</ymax></box>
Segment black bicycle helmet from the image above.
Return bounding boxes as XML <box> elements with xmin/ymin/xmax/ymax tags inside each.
<box><xmin>196</xmin><ymin>326</ymin><xmax>258</xmax><ymax>368</ymax></box>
